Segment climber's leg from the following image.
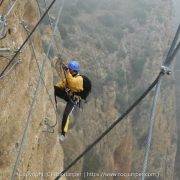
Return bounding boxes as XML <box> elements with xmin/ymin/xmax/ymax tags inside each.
<box><xmin>61</xmin><ymin>100</ymin><xmax>75</xmax><ymax>136</ymax></box>
<box><xmin>54</xmin><ymin>86</ymin><xmax>69</xmax><ymax>103</ymax></box>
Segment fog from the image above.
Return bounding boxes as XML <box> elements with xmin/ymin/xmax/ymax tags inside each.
<box><xmin>173</xmin><ymin>0</ymin><xmax>180</xmax><ymax>26</ymax></box>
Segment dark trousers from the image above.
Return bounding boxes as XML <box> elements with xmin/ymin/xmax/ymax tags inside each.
<box><xmin>54</xmin><ymin>86</ymin><xmax>75</xmax><ymax>135</ymax></box>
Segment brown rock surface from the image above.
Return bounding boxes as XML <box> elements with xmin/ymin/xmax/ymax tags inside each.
<box><xmin>0</xmin><ymin>1</ymin><xmax>64</xmax><ymax>179</ymax></box>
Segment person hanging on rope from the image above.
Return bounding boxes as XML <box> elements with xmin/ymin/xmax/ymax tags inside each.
<box><xmin>54</xmin><ymin>60</ymin><xmax>91</xmax><ymax>141</ymax></box>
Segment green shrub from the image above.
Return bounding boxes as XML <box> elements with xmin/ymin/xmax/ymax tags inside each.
<box><xmin>105</xmin><ymin>67</ymin><xmax>125</xmax><ymax>87</ymax></box>
<box><xmin>59</xmin><ymin>25</ymin><xmax>67</xmax><ymax>40</ymax></box>
<box><xmin>67</xmin><ymin>26</ymin><xmax>76</xmax><ymax>34</ymax></box>
<box><xmin>95</xmin><ymin>41</ymin><xmax>102</xmax><ymax>50</ymax></box>
<box><xmin>137</xmin><ymin>133</ymin><xmax>148</xmax><ymax>149</ymax></box>
<box><xmin>132</xmin><ymin>0</ymin><xmax>152</xmax><ymax>24</ymax></box>
<box><xmin>79</xmin><ymin>23</ymin><xmax>93</xmax><ymax>35</ymax></box>
<box><xmin>63</xmin><ymin>38</ymin><xmax>78</xmax><ymax>50</ymax></box>
<box><xmin>77</xmin><ymin>0</ymin><xmax>97</xmax><ymax>13</ymax></box>
<box><xmin>67</xmin><ymin>6</ymin><xmax>79</xmax><ymax>17</ymax></box>
<box><xmin>129</xmin><ymin>86</ymin><xmax>144</xmax><ymax>102</ymax></box>
<box><xmin>115</xmin><ymin>68</ymin><xmax>125</xmax><ymax>87</ymax></box>
<box><xmin>42</xmin><ymin>42</ymin><xmax>54</xmax><ymax>58</ymax></box>
<box><xmin>133</xmin><ymin>8</ymin><xmax>147</xmax><ymax>24</ymax></box>
<box><xmin>116</xmin><ymin>92</ymin><xmax>127</xmax><ymax>112</ymax></box>
<box><xmin>98</xmin><ymin>15</ymin><xmax>116</xmax><ymax>27</ymax></box>
<box><xmin>113</xmin><ymin>29</ymin><xmax>124</xmax><ymax>40</ymax></box>
<box><xmin>125</xmin><ymin>23</ymin><xmax>135</xmax><ymax>33</ymax></box>
<box><xmin>103</xmin><ymin>38</ymin><xmax>118</xmax><ymax>53</ymax></box>
<box><xmin>131</xmin><ymin>57</ymin><xmax>145</xmax><ymax>79</ymax></box>
<box><xmin>157</xmin><ymin>15</ymin><xmax>164</xmax><ymax>24</ymax></box>
<box><xmin>62</xmin><ymin>14</ymin><xmax>74</xmax><ymax>25</ymax></box>
<box><xmin>116</xmin><ymin>49</ymin><xmax>127</xmax><ymax>59</ymax></box>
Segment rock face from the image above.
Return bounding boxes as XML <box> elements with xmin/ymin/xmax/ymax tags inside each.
<box><xmin>0</xmin><ymin>1</ymin><xmax>64</xmax><ymax>179</ymax></box>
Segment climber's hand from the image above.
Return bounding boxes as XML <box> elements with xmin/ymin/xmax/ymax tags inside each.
<box><xmin>62</xmin><ymin>64</ymin><xmax>68</xmax><ymax>71</ymax></box>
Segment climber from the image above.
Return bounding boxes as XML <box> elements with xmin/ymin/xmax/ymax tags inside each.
<box><xmin>54</xmin><ymin>60</ymin><xmax>91</xmax><ymax>141</ymax></box>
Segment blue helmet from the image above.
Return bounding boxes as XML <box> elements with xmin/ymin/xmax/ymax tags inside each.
<box><xmin>68</xmin><ymin>60</ymin><xmax>80</xmax><ymax>72</ymax></box>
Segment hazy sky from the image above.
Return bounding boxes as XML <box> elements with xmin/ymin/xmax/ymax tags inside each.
<box><xmin>172</xmin><ymin>0</ymin><xmax>180</xmax><ymax>26</ymax></box>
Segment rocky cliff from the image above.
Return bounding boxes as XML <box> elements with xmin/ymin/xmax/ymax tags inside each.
<box><xmin>0</xmin><ymin>1</ymin><xmax>64</xmax><ymax>179</ymax></box>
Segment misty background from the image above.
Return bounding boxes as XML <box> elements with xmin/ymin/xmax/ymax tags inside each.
<box><xmin>36</xmin><ymin>0</ymin><xmax>180</xmax><ymax>179</ymax></box>
<box><xmin>173</xmin><ymin>0</ymin><xmax>180</xmax><ymax>179</ymax></box>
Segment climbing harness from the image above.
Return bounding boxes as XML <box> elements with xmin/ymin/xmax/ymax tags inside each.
<box><xmin>44</xmin><ymin>93</ymin><xmax>80</xmax><ymax>134</ymax></box>
<box><xmin>55</xmin><ymin>24</ymin><xmax>180</xmax><ymax>180</ymax></box>
<box><xmin>0</xmin><ymin>14</ymin><xmax>7</xmax><ymax>39</ymax></box>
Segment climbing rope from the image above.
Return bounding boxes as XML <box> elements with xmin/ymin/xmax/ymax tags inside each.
<box><xmin>41</xmin><ymin>0</ymin><xmax>65</xmax><ymax>131</ymax></box>
<box><xmin>163</xmin><ymin>24</ymin><xmax>180</xmax><ymax>66</ymax></box>
<box><xmin>43</xmin><ymin>0</ymin><xmax>54</xmax><ymax>30</ymax></box>
<box><xmin>20</xmin><ymin>0</ymin><xmax>65</xmax><ymax>133</ymax></box>
<box><xmin>55</xmin><ymin>25</ymin><xmax>180</xmax><ymax>180</ymax></box>
<box><xmin>141</xmin><ymin>25</ymin><xmax>180</xmax><ymax>179</ymax></box>
<box><xmin>10</xmin><ymin>0</ymin><xmax>64</xmax><ymax>179</ymax></box>
<box><xmin>43</xmin><ymin>0</ymin><xmax>64</xmax><ymax>59</ymax></box>
<box><xmin>4</xmin><ymin>0</ymin><xmax>178</xmax><ymax>178</ymax></box>
<box><xmin>36</xmin><ymin>0</ymin><xmax>64</xmax><ymax>77</ymax></box>
<box><xmin>0</xmin><ymin>0</ymin><xmax>58</xmax><ymax>79</ymax></box>
<box><xmin>141</xmin><ymin>77</ymin><xmax>162</xmax><ymax>180</ymax></box>
<box><xmin>165</xmin><ymin>41</ymin><xmax>180</xmax><ymax>66</ymax></box>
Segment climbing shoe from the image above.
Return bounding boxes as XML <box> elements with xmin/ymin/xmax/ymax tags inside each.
<box><xmin>59</xmin><ymin>134</ymin><xmax>66</xmax><ymax>142</ymax></box>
